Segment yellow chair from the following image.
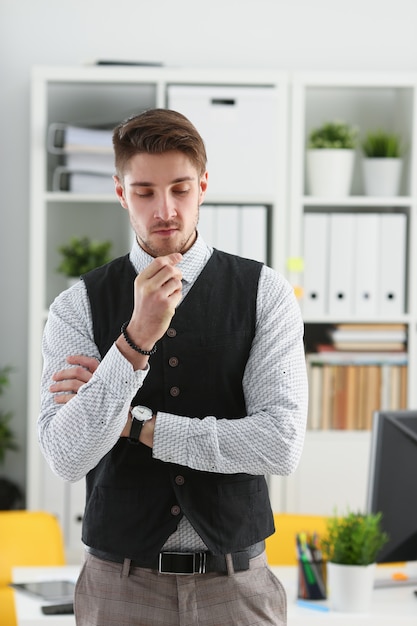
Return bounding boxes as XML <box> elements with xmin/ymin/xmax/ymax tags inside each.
<box><xmin>0</xmin><ymin>510</ymin><xmax>66</xmax><ymax>626</ymax></box>
<box><xmin>265</xmin><ymin>513</ymin><xmax>328</xmax><ymax>565</ymax></box>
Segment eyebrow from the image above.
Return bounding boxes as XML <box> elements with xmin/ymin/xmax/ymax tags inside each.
<box><xmin>129</xmin><ymin>176</ymin><xmax>195</xmax><ymax>187</ymax></box>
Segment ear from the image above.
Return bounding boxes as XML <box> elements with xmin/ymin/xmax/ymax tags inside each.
<box><xmin>113</xmin><ymin>175</ymin><xmax>128</xmax><ymax>209</ymax></box>
<box><xmin>198</xmin><ymin>171</ymin><xmax>208</xmax><ymax>205</ymax></box>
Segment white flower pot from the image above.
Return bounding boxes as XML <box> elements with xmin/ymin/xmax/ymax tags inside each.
<box><xmin>363</xmin><ymin>158</ymin><xmax>402</xmax><ymax>196</ymax></box>
<box><xmin>327</xmin><ymin>562</ymin><xmax>375</xmax><ymax>613</ymax></box>
<box><xmin>306</xmin><ymin>149</ymin><xmax>355</xmax><ymax>197</ymax></box>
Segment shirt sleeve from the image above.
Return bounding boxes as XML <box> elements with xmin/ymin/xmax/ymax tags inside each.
<box><xmin>153</xmin><ymin>266</ymin><xmax>308</xmax><ymax>476</ymax></box>
<box><xmin>38</xmin><ymin>282</ymin><xmax>149</xmax><ymax>482</ymax></box>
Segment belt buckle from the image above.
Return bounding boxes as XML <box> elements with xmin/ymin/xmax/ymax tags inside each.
<box><xmin>158</xmin><ymin>551</ymin><xmax>207</xmax><ymax>575</ymax></box>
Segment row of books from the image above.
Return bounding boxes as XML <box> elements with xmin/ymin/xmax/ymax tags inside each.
<box><xmin>306</xmin><ymin>352</ymin><xmax>408</xmax><ymax>431</ymax></box>
<box><xmin>48</xmin><ymin>123</ymin><xmax>115</xmax><ymax>193</ymax></box>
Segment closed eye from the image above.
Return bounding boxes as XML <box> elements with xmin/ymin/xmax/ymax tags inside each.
<box><xmin>173</xmin><ymin>186</ymin><xmax>191</xmax><ymax>195</ymax></box>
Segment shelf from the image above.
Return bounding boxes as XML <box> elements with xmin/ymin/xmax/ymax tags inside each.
<box><xmin>302</xmin><ymin>195</ymin><xmax>414</xmax><ymax>207</ymax></box>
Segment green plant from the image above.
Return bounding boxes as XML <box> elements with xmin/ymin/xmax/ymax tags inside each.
<box><xmin>308</xmin><ymin>121</ymin><xmax>359</xmax><ymax>150</ymax></box>
<box><xmin>361</xmin><ymin>130</ymin><xmax>402</xmax><ymax>158</ymax></box>
<box><xmin>0</xmin><ymin>366</ymin><xmax>18</xmax><ymax>464</ymax></box>
<box><xmin>57</xmin><ymin>236</ymin><xmax>112</xmax><ymax>277</ymax></box>
<box><xmin>321</xmin><ymin>511</ymin><xmax>389</xmax><ymax>565</ymax></box>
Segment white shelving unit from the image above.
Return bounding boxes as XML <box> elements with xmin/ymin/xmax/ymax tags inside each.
<box><xmin>27</xmin><ymin>66</ymin><xmax>289</xmax><ymax>559</ymax></box>
<box><xmin>275</xmin><ymin>72</ymin><xmax>417</xmax><ymax>515</ymax></box>
<box><xmin>28</xmin><ymin>67</ymin><xmax>417</xmax><ymax>555</ymax></box>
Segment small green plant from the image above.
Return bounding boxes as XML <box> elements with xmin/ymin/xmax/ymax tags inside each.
<box><xmin>0</xmin><ymin>366</ymin><xmax>18</xmax><ymax>464</ymax></box>
<box><xmin>321</xmin><ymin>511</ymin><xmax>389</xmax><ymax>565</ymax></box>
<box><xmin>308</xmin><ymin>121</ymin><xmax>359</xmax><ymax>150</ymax></box>
<box><xmin>361</xmin><ymin>130</ymin><xmax>402</xmax><ymax>158</ymax></box>
<box><xmin>57</xmin><ymin>236</ymin><xmax>112</xmax><ymax>277</ymax></box>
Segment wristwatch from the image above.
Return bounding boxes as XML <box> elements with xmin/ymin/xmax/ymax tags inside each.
<box><xmin>128</xmin><ymin>405</ymin><xmax>153</xmax><ymax>443</ymax></box>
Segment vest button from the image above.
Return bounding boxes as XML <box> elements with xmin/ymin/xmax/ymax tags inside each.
<box><xmin>171</xmin><ymin>505</ymin><xmax>181</xmax><ymax>516</ymax></box>
<box><xmin>170</xmin><ymin>386</ymin><xmax>180</xmax><ymax>397</ymax></box>
<box><xmin>169</xmin><ymin>356</ymin><xmax>179</xmax><ymax>367</ymax></box>
<box><xmin>167</xmin><ymin>328</ymin><xmax>177</xmax><ymax>338</ymax></box>
<box><xmin>175</xmin><ymin>475</ymin><xmax>185</xmax><ymax>486</ymax></box>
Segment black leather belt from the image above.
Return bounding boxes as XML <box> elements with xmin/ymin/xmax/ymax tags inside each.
<box><xmin>86</xmin><ymin>541</ymin><xmax>265</xmax><ymax>575</ymax></box>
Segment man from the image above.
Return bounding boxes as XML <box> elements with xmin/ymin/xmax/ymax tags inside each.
<box><xmin>39</xmin><ymin>108</ymin><xmax>308</xmax><ymax>625</ymax></box>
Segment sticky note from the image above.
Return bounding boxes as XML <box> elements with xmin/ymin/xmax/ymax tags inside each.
<box><xmin>287</xmin><ymin>257</ymin><xmax>304</xmax><ymax>272</ymax></box>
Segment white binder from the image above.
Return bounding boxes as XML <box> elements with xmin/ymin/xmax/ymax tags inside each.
<box><xmin>378</xmin><ymin>213</ymin><xmax>406</xmax><ymax>316</ymax></box>
<box><xmin>198</xmin><ymin>204</ymin><xmax>217</xmax><ymax>246</ymax></box>
<box><xmin>303</xmin><ymin>213</ymin><xmax>329</xmax><ymax>317</ymax></box>
<box><xmin>241</xmin><ymin>205</ymin><xmax>268</xmax><ymax>263</ymax></box>
<box><xmin>353</xmin><ymin>213</ymin><xmax>380</xmax><ymax>318</ymax></box>
<box><xmin>215</xmin><ymin>205</ymin><xmax>240</xmax><ymax>255</ymax></box>
<box><xmin>328</xmin><ymin>213</ymin><xmax>355</xmax><ymax>317</ymax></box>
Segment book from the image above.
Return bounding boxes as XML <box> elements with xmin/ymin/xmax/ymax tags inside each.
<box><xmin>332</xmin><ymin>341</ymin><xmax>405</xmax><ymax>352</ymax></box>
<box><xmin>330</xmin><ymin>329</ymin><xmax>406</xmax><ymax>343</ymax></box>
<box><xmin>307</xmin><ymin>351</ymin><xmax>408</xmax><ymax>365</ymax></box>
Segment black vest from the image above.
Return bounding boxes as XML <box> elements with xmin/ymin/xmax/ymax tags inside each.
<box><xmin>81</xmin><ymin>250</ymin><xmax>274</xmax><ymax>561</ymax></box>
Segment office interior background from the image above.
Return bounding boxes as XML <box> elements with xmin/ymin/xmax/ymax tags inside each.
<box><xmin>1</xmin><ymin>0</ymin><xmax>417</xmax><ymax>501</ymax></box>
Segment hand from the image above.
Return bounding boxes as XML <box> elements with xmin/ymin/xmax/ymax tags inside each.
<box><xmin>118</xmin><ymin>253</ymin><xmax>183</xmax><ymax>363</ymax></box>
<box><xmin>50</xmin><ymin>355</ymin><xmax>99</xmax><ymax>404</ymax></box>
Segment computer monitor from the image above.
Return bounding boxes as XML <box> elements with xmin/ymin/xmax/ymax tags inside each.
<box><xmin>366</xmin><ymin>409</ymin><xmax>417</xmax><ymax>563</ymax></box>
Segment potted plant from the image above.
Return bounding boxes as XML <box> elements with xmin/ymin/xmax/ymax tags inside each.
<box><xmin>0</xmin><ymin>366</ymin><xmax>22</xmax><ymax>510</ymax></box>
<box><xmin>57</xmin><ymin>236</ymin><xmax>112</xmax><ymax>285</ymax></box>
<box><xmin>306</xmin><ymin>120</ymin><xmax>359</xmax><ymax>197</ymax></box>
<box><xmin>361</xmin><ymin>130</ymin><xmax>403</xmax><ymax>196</ymax></box>
<box><xmin>321</xmin><ymin>510</ymin><xmax>389</xmax><ymax>612</ymax></box>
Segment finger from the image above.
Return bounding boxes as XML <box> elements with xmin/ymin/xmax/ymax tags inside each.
<box><xmin>66</xmin><ymin>355</ymin><xmax>100</xmax><ymax>373</ymax></box>
<box><xmin>52</xmin><ymin>365</ymin><xmax>92</xmax><ymax>383</ymax></box>
<box><xmin>50</xmin><ymin>379</ymin><xmax>85</xmax><ymax>394</ymax></box>
<box><xmin>141</xmin><ymin>253</ymin><xmax>183</xmax><ymax>282</ymax></box>
<box><xmin>53</xmin><ymin>392</ymin><xmax>76</xmax><ymax>405</ymax></box>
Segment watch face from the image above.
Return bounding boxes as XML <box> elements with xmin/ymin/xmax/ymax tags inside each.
<box><xmin>131</xmin><ymin>405</ymin><xmax>153</xmax><ymax>421</ymax></box>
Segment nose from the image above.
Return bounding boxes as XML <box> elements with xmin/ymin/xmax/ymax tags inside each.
<box><xmin>154</xmin><ymin>193</ymin><xmax>177</xmax><ymax>221</ymax></box>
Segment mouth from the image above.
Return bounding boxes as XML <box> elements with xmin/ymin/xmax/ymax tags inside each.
<box><xmin>151</xmin><ymin>223</ymin><xmax>179</xmax><ymax>236</ymax></box>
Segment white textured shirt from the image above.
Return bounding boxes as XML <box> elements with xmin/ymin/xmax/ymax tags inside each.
<box><xmin>39</xmin><ymin>234</ymin><xmax>308</xmax><ymax>551</ymax></box>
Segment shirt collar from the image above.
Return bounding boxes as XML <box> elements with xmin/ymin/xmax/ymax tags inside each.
<box><xmin>129</xmin><ymin>231</ymin><xmax>213</xmax><ymax>286</ymax></box>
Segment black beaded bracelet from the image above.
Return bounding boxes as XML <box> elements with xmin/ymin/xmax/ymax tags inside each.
<box><xmin>121</xmin><ymin>321</ymin><xmax>157</xmax><ymax>356</ymax></box>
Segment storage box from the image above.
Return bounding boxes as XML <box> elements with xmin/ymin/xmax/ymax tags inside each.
<box><xmin>167</xmin><ymin>85</ymin><xmax>279</xmax><ymax>198</ymax></box>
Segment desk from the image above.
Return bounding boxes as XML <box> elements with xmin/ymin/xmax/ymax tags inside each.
<box><xmin>13</xmin><ymin>566</ymin><xmax>79</xmax><ymax>626</ymax></box>
<box><xmin>13</xmin><ymin>564</ymin><xmax>416</xmax><ymax>625</ymax></box>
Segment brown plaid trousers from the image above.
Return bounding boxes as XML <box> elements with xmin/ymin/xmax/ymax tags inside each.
<box><xmin>74</xmin><ymin>551</ymin><xmax>287</xmax><ymax>625</ymax></box>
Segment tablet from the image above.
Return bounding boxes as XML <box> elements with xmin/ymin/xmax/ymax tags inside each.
<box><xmin>10</xmin><ymin>580</ymin><xmax>76</xmax><ymax>601</ymax></box>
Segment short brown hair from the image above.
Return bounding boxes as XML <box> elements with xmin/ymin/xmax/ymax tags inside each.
<box><xmin>113</xmin><ymin>109</ymin><xmax>207</xmax><ymax>178</ymax></box>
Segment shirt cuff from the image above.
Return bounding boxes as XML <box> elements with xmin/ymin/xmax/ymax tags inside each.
<box><xmin>95</xmin><ymin>343</ymin><xmax>149</xmax><ymax>399</ymax></box>
<box><xmin>153</xmin><ymin>411</ymin><xmax>190</xmax><ymax>466</ymax></box>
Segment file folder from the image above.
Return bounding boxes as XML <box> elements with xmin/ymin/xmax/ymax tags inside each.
<box><xmin>215</xmin><ymin>205</ymin><xmax>240</xmax><ymax>255</ymax></box>
<box><xmin>378</xmin><ymin>214</ymin><xmax>406</xmax><ymax>316</ymax></box>
<box><xmin>198</xmin><ymin>204</ymin><xmax>268</xmax><ymax>262</ymax></box>
<box><xmin>303</xmin><ymin>213</ymin><xmax>329</xmax><ymax>317</ymax></box>
<box><xmin>241</xmin><ymin>205</ymin><xmax>268</xmax><ymax>263</ymax></box>
<box><xmin>354</xmin><ymin>213</ymin><xmax>380</xmax><ymax>318</ymax></box>
<box><xmin>328</xmin><ymin>213</ymin><xmax>355</xmax><ymax>317</ymax></box>
<box><xmin>198</xmin><ymin>205</ymin><xmax>217</xmax><ymax>246</ymax></box>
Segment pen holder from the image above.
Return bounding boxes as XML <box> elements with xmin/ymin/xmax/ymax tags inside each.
<box><xmin>297</xmin><ymin>557</ymin><xmax>327</xmax><ymax>600</ymax></box>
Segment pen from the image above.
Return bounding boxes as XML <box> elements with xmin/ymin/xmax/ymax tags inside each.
<box><xmin>296</xmin><ymin>599</ymin><xmax>330</xmax><ymax>612</ymax></box>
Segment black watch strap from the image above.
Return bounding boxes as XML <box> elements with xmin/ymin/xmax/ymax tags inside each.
<box><xmin>129</xmin><ymin>417</ymin><xmax>145</xmax><ymax>443</ymax></box>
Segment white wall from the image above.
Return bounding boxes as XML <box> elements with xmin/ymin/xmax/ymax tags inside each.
<box><xmin>1</xmin><ymin>0</ymin><xmax>417</xmax><ymax>499</ymax></box>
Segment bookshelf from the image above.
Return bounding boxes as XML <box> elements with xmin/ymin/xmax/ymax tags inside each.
<box><xmin>27</xmin><ymin>67</ymin><xmax>417</xmax><ymax>553</ymax></box>
<box><xmin>272</xmin><ymin>72</ymin><xmax>417</xmax><ymax>516</ymax></box>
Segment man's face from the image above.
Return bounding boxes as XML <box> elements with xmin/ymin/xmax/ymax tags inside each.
<box><xmin>114</xmin><ymin>150</ymin><xmax>208</xmax><ymax>258</ymax></box>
